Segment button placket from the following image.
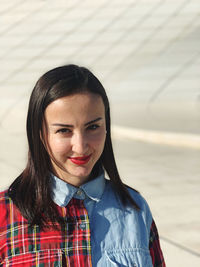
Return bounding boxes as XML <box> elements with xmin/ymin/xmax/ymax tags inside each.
<box><xmin>63</xmin><ymin>197</ymin><xmax>92</xmax><ymax>265</ymax></box>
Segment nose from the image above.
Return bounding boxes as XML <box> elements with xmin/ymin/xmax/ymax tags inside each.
<box><xmin>71</xmin><ymin>131</ymin><xmax>88</xmax><ymax>155</ymax></box>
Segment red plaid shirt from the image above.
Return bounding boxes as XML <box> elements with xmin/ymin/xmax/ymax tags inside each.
<box><xmin>0</xmin><ymin>190</ymin><xmax>165</xmax><ymax>266</ymax></box>
<box><xmin>149</xmin><ymin>220</ymin><xmax>166</xmax><ymax>267</ymax></box>
<box><xmin>0</xmin><ymin>191</ymin><xmax>92</xmax><ymax>266</ymax></box>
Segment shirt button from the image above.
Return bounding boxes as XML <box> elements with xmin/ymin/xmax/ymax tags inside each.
<box><xmin>76</xmin><ymin>189</ymin><xmax>84</xmax><ymax>197</ymax></box>
<box><xmin>76</xmin><ymin>189</ymin><xmax>82</xmax><ymax>195</ymax></box>
<box><xmin>79</xmin><ymin>223</ymin><xmax>86</xmax><ymax>230</ymax></box>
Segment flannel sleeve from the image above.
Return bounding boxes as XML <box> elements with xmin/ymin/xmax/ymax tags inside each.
<box><xmin>149</xmin><ymin>220</ymin><xmax>166</xmax><ymax>267</ymax></box>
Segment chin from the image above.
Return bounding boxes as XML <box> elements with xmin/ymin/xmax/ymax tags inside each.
<box><xmin>74</xmin><ymin>171</ymin><xmax>91</xmax><ymax>180</ymax></box>
<box><xmin>69</xmin><ymin>168</ymin><xmax>91</xmax><ymax>179</ymax></box>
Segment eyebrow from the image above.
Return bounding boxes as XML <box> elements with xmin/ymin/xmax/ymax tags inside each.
<box><xmin>51</xmin><ymin>117</ymin><xmax>103</xmax><ymax>128</ymax></box>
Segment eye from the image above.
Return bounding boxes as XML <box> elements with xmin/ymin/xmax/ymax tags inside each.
<box><xmin>56</xmin><ymin>128</ymin><xmax>71</xmax><ymax>134</ymax></box>
<box><xmin>87</xmin><ymin>124</ymin><xmax>100</xmax><ymax>131</ymax></box>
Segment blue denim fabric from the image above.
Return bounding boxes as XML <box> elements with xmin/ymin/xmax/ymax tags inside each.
<box><xmin>51</xmin><ymin>173</ymin><xmax>153</xmax><ymax>267</ymax></box>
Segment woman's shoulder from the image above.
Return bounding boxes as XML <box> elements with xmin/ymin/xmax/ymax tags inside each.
<box><xmin>0</xmin><ymin>189</ymin><xmax>12</xmax><ymax>211</ymax></box>
<box><xmin>126</xmin><ymin>185</ymin><xmax>150</xmax><ymax>210</ymax></box>
<box><xmin>0</xmin><ymin>189</ymin><xmax>10</xmax><ymax>202</ymax></box>
<box><xmin>0</xmin><ymin>189</ymin><xmax>13</xmax><ymax>227</ymax></box>
<box><xmin>104</xmin><ymin>180</ymin><xmax>153</xmax><ymax>230</ymax></box>
<box><xmin>105</xmin><ymin>180</ymin><xmax>151</xmax><ymax>213</ymax></box>
<box><xmin>124</xmin><ymin>185</ymin><xmax>153</xmax><ymax>227</ymax></box>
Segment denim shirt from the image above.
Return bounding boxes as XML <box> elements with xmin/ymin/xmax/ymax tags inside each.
<box><xmin>51</xmin><ymin>173</ymin><xmax>153</xmax><ymax>267</ymax></box>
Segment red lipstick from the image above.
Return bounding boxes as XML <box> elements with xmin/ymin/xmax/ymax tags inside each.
<box><xmin>69</xmin><ymin>155</ymin><xmax>91</xmax><ymax>165</ymax></box>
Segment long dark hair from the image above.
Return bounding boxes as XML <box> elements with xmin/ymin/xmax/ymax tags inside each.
<box><xmin>9</xmin><ymin>64</ymin><xmax>139</xmax><ymax>227</ymax></box>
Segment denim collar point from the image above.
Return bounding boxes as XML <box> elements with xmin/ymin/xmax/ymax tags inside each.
<box><xmin>51</xmin><ymin>172</ymin><xmax>105</xmax><ymax>207</ymax></box>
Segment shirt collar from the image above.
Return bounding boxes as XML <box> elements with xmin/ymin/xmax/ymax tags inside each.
<box><xmin>51</xmin><ymin>172</ymin><xmax>105</xmax><ymax>207</ymax></box>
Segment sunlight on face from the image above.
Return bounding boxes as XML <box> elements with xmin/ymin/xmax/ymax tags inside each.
<box><xmin>44</xmin><ymin>92</ymin><xmax>106</xmax><ymax>186</ymax></box>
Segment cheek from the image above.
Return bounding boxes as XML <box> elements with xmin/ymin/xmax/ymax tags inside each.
<box><xmin>90</xmin><ymin>132</ymin><xmax>106</xmax><ymax>150</ymax></box>
<box><xmin>48</xmin><ymin>136</ymin><xmax>71</xmax><ymax>154</ymax></box>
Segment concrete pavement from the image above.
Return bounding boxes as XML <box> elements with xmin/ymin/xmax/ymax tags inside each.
<box><xmin>0</xmin><ymin>0</ymin><xmax>200</xmax><ymax>266</ymax></box>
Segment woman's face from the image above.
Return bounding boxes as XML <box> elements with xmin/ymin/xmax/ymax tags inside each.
<box><xmin>44</xmin><ymin>92</ymin><xmax>106</xmax><ymax>186</ymax></box>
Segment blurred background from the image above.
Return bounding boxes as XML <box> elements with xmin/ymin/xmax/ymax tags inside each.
<box><xmin>0</xmin><ymin>0</ymin><xmax>200</xmax><ymax>266</ymax></box>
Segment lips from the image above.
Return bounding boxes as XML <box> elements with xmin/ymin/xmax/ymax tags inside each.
<box><xmin>68</xmin><ymin>155</ymin><xmax>92</xmax><ymax>165</ymax></box>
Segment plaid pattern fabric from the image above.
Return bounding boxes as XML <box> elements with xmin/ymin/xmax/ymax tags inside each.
<box><xmin>0</xmin><ymin>189</ymin><xmax>165</xmax><ymax>266</ymax></box>
<box><xmin>149</xmin><ymin>220</ymin><xmax>166</xmax><ymax>267</ymax></box>
<box><xmin>0</xmin><ymin>190</ymin><xmax>92</xmax><ymax>267</ymax></box>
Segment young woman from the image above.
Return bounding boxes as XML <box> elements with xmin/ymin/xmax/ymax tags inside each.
<box><xmin>0</xmin><ymin>64</ymin><xmax>165</xmax><ymax>266</ymax></box>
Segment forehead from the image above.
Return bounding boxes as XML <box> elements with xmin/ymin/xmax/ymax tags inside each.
<box><xmin>44</xmin><ymin>92</ymin><xmax>105</xmax><ymax>122</ymax></box>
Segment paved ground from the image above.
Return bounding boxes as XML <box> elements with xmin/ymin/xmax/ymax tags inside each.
<box><xmin>0</xmin><ymin>0</ymin><xmax>200</xmax><ymax>266</ymax></box>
